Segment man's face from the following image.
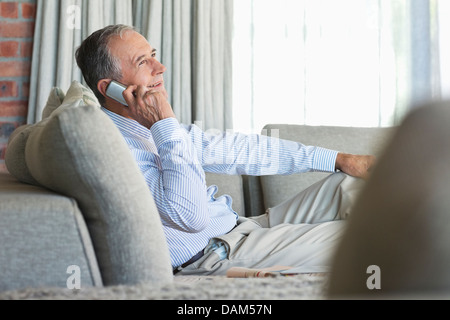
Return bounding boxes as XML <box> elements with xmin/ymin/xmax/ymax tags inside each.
<box><xmin>108</xmin><ymin>30</ymin><xmax>167</xmax><ymax>97</ymax></box>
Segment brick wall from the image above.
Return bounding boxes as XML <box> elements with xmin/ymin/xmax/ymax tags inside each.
<box><xmin>0</xmin><ymin>0</ymin><xmax>36</xmax><ymax>173</ymax></box>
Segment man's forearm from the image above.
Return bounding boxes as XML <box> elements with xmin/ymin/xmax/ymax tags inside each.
<box><xmin>149</xmin><ymin>118</ymin><xmax>210</xmax><ymax>233</ymax></box>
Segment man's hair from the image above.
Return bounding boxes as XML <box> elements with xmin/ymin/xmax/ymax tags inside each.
<box><xmin>75</xmin><ymin>24</ymin><xmax>135</xmax><ymax>105</ymax></box>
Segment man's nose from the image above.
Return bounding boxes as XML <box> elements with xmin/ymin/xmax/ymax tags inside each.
<box><xmin>152</xmin><ymin>60</ymin><xmax>166</xmax><ymax>76</ymax></box>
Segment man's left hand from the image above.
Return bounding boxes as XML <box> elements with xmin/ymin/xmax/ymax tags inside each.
<box><xmin>335</xmin><ymin>153</ymin><xmax>376</xmax><ymax>180</ymax></box>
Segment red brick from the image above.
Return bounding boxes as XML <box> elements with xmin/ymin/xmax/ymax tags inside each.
<box><xmin>19</xmin><ymin>40</ymin><xmax>33</xmax><ymax>57</ymax></box>
<box><xmin>0</xmin><ymin>21</ymin><xmax>35</xmax><ymax>38</ymax></box>
<box><xmin>0</xmin><ymin>41</ymin><xmax>19</xmax><ymax>57</ymax></box>
<box><xmin>22</xmin><ymin>3</ymin><xmax>36</xmax><ymax>19</ymax></box>
<box><xmin>0</xmin><ymin>121</ymin><xmax>20</xmax><ymax>138</ymax></box>
<box><xmin>0</xmin><ymin>100</ymin><xmax>28</xmax><ymax>117</ymax></box>
<box><xmin>0</xmin><ymin>81</ymin><xmax>18</xmax><ymax>98</ymax></box>
<box><xmin>0</xmin><ymin>60</ymin><xmax>31</xmax><ymax>77</ymax></box>
<box><xmin>0</xmin><ymin>143</ymin><xmax>6</xmax><ymax>161</ymax></box>
<box><xmin>0</xmin><ymin>3</ymin><xmax>18</xmax><ymax>19</ymax></box>
<box><xmin>22</xmin><ymin>81</ymin><xmax>29</xmax><ymax>98</ymax></box>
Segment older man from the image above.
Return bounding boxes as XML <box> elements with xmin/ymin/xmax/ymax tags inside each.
<box><xmin>75</xmin><ymin>24</ymin><xmax>375</xmax><ymax>275</ymax></box>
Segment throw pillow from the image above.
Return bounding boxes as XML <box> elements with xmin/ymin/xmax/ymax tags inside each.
<box><xmin>4</xmin><ymin>124</ymin><xmax>39</xmax><ymax>186</ymax></box>
<box><xmin>6</xmin><ymin>81</ymin><xmax>99</xmax><ymax>185</ymax></box>
<box><xmin>41</xmin><ymin>87</ymin><xmax>66</xmax><ymax>119</ymax></box>
<box><xmin>25</xmin><ymin>104</ymin><xmax>173</xmax><ymax>286</ymax></box>
<box><xmin>41</xmin><ymin>80</ymin><xmax>99</xmax><ymax>120</ymax></box>
<box><xmin>58</xmin><ymin>80</ymin><xmax>100</xmax><ymax>109</ymax></box>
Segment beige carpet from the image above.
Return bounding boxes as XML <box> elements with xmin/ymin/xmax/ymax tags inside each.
<box><xmin>0</xmin><ymin>274</ymin><xmax>329</xmax><ymax>300</ymax></box>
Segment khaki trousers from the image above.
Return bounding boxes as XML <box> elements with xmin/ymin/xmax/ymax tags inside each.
<box><xmin>176</xmin><ymin>172</ymin><xmax>365</xmax><ymax>276</ymax></box>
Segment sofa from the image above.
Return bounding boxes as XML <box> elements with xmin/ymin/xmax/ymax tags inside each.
<box><xmin>0</xmin><ymin>80</ymin><xmax>396</xmax><ymax>297</ymax></box>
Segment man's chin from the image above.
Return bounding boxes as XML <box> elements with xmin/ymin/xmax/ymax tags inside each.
<box><xmin>148</xmin><ymin>86</ymin><xmax>168</xmax><ymax>99</ymax></box>
<box><xmin>161</xmin><ymin>88</ymin><xmax>169</xmax><ymax>99</ymax></box>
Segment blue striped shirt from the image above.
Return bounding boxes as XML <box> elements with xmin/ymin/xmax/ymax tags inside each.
<box><xmin>102</xmin><ymin>108</ymin><xmax>338</xmax><ymax>268</ymax></box>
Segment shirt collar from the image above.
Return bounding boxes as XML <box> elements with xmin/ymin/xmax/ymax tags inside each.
<box><xmin>101</xmin><ymin>106</ymin><xmax>152</xmax><ymax>140</ymax></box>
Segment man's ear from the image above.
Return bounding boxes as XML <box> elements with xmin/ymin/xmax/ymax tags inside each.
<box><xmin>97</xmin><ymin>79</ymin><xmax>110</xmax><ymax>97</ymax></box>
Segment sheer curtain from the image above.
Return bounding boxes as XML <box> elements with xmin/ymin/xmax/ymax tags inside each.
<box><xmin>28</xmin><ymin>0</ymin><xmax>233</xmax><ymax>130</ymax></box>
<box><xmin>232</xmin><ymin>0</ymin><xmax>450</xmax><ymax>133</ymax></box>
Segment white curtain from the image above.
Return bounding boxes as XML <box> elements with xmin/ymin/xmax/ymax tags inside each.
<box><xmin>233</xmin><ymin>0</ymin><xmax>449</xmax><ymax>133</ymax></box>
<box><xmin>28</xmin><ymin>0</ymin><xmax>234</xmax><ymax>131</ymax></box>
<box><xmin>28</xmin><ymin>0</ymin><xmax>133</xmax><ymax>124</ymax></box>
<box><xmin>133</xmin><ymin>0</ymin><xmax>233</xmax><ymax>130</ymax></box>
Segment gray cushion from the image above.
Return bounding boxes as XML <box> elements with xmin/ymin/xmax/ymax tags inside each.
<box><xmin>260</xmin><ymin>124</ymin><xmax>397</xmax><ymax>209</ymax></box>
<box><xmin>5</xmin><ymin>81</ymin><xmax>97</xmax><ymax>184</ymax></box>
<box><xmin>24</xmin><ymin>103</ymin><xmax>173</xmax><ymax>286</ymax></box>
<box><xmin>5</xmin><ymin>124</ymin><xmax>38</xmax><ymax>186</ymax></box>
<box><xmin>41</xmin><ymin>87</ymin><xmax>66</xmax><ymax>119</ymax></box>
<box><xmin>328</xmin><ymin>101</ymin><xmax>450</xmax><ymax>297</ymax></box>
<box><xmin>5</xmin><ymin>81</ymin><xmax>173</xmax><ymax>286</ymax></box>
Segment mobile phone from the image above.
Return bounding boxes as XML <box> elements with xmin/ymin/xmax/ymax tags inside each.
<box><xmin>106</xmin><ymin>80</ymin><xmax>128</xmax><ymax>106</ymax></box>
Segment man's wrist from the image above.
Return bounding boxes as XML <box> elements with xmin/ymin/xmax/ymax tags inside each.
<box><xmin>335</xmin><ymin>153</ymin><xmax>345</xmax><ymax>172</ymax></box>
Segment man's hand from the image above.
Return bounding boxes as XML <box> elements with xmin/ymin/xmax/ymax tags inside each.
<box><xmin>123</xmin><ymin>85</ymin><xmax>175</xmax><ymax>129</ymax></box>
<box><xmin>335</xmin><ymin>153</ymin><xmax>376</xmax><ymax>180</ymax></box>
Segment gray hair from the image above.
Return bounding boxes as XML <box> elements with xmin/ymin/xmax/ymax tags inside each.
<box><xmin>75</xmin><ymin>24</ymin><xmax>136</xmax><ymax>105</ymax></box>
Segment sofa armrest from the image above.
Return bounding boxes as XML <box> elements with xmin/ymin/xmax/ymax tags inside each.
<box><xmin>0</xmin><ymin>173</ymin><xmax>102</xmax><ymax>291</ymax></box>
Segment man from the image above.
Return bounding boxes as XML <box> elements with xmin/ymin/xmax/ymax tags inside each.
<box><xmin>76</xmin><ymin>24</ymin><xmax>375</xmax><ymax>275</ymax></box>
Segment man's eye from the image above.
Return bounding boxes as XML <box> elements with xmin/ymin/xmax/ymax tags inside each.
<box><xmin>139</xmin><ymin>60</ymin><xmax>147</xmax><ymax>66</ymax></box>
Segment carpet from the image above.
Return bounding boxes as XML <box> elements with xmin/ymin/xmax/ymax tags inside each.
<box><xmin>0</xmin><ymin>274</ymin><xmax>329</xmax><ymax>300</ymax></box>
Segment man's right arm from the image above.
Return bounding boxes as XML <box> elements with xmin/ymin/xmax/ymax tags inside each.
<box><xmin>123</xmin><ymin>88</ymin><xmax>210</xmax><ymax>233</ymax></box>
<box><xmin>128</xmin><ymin>118</ymin><xmax>210</xmax><ymax>234</ymax></box>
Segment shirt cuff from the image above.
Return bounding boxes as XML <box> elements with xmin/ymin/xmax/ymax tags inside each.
<box><xmin>150</xmin><ymin>118</ymin><xmax>184</xmax><ymax>148</ymax></box>
<box><xmin>312</xmin><ymin>147</ymin><xmax>338</xmax><ymax>172</ymax></box>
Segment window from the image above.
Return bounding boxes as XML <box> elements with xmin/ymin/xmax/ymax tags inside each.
<box><xmin>232</xmin><ymin>0</ymin><xmax>449</xmax><ymax>133</ymax></box>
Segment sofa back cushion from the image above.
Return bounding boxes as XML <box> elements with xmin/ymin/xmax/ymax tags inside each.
<box><xmin>6</xmin><ymin>81</ymin><xmax>173</xmax><ymax>286</ymax></box>
<box><xmin>260</xmin><ymin>124</ymin><xmax>397</xmax><ymax>209</ymax></box>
